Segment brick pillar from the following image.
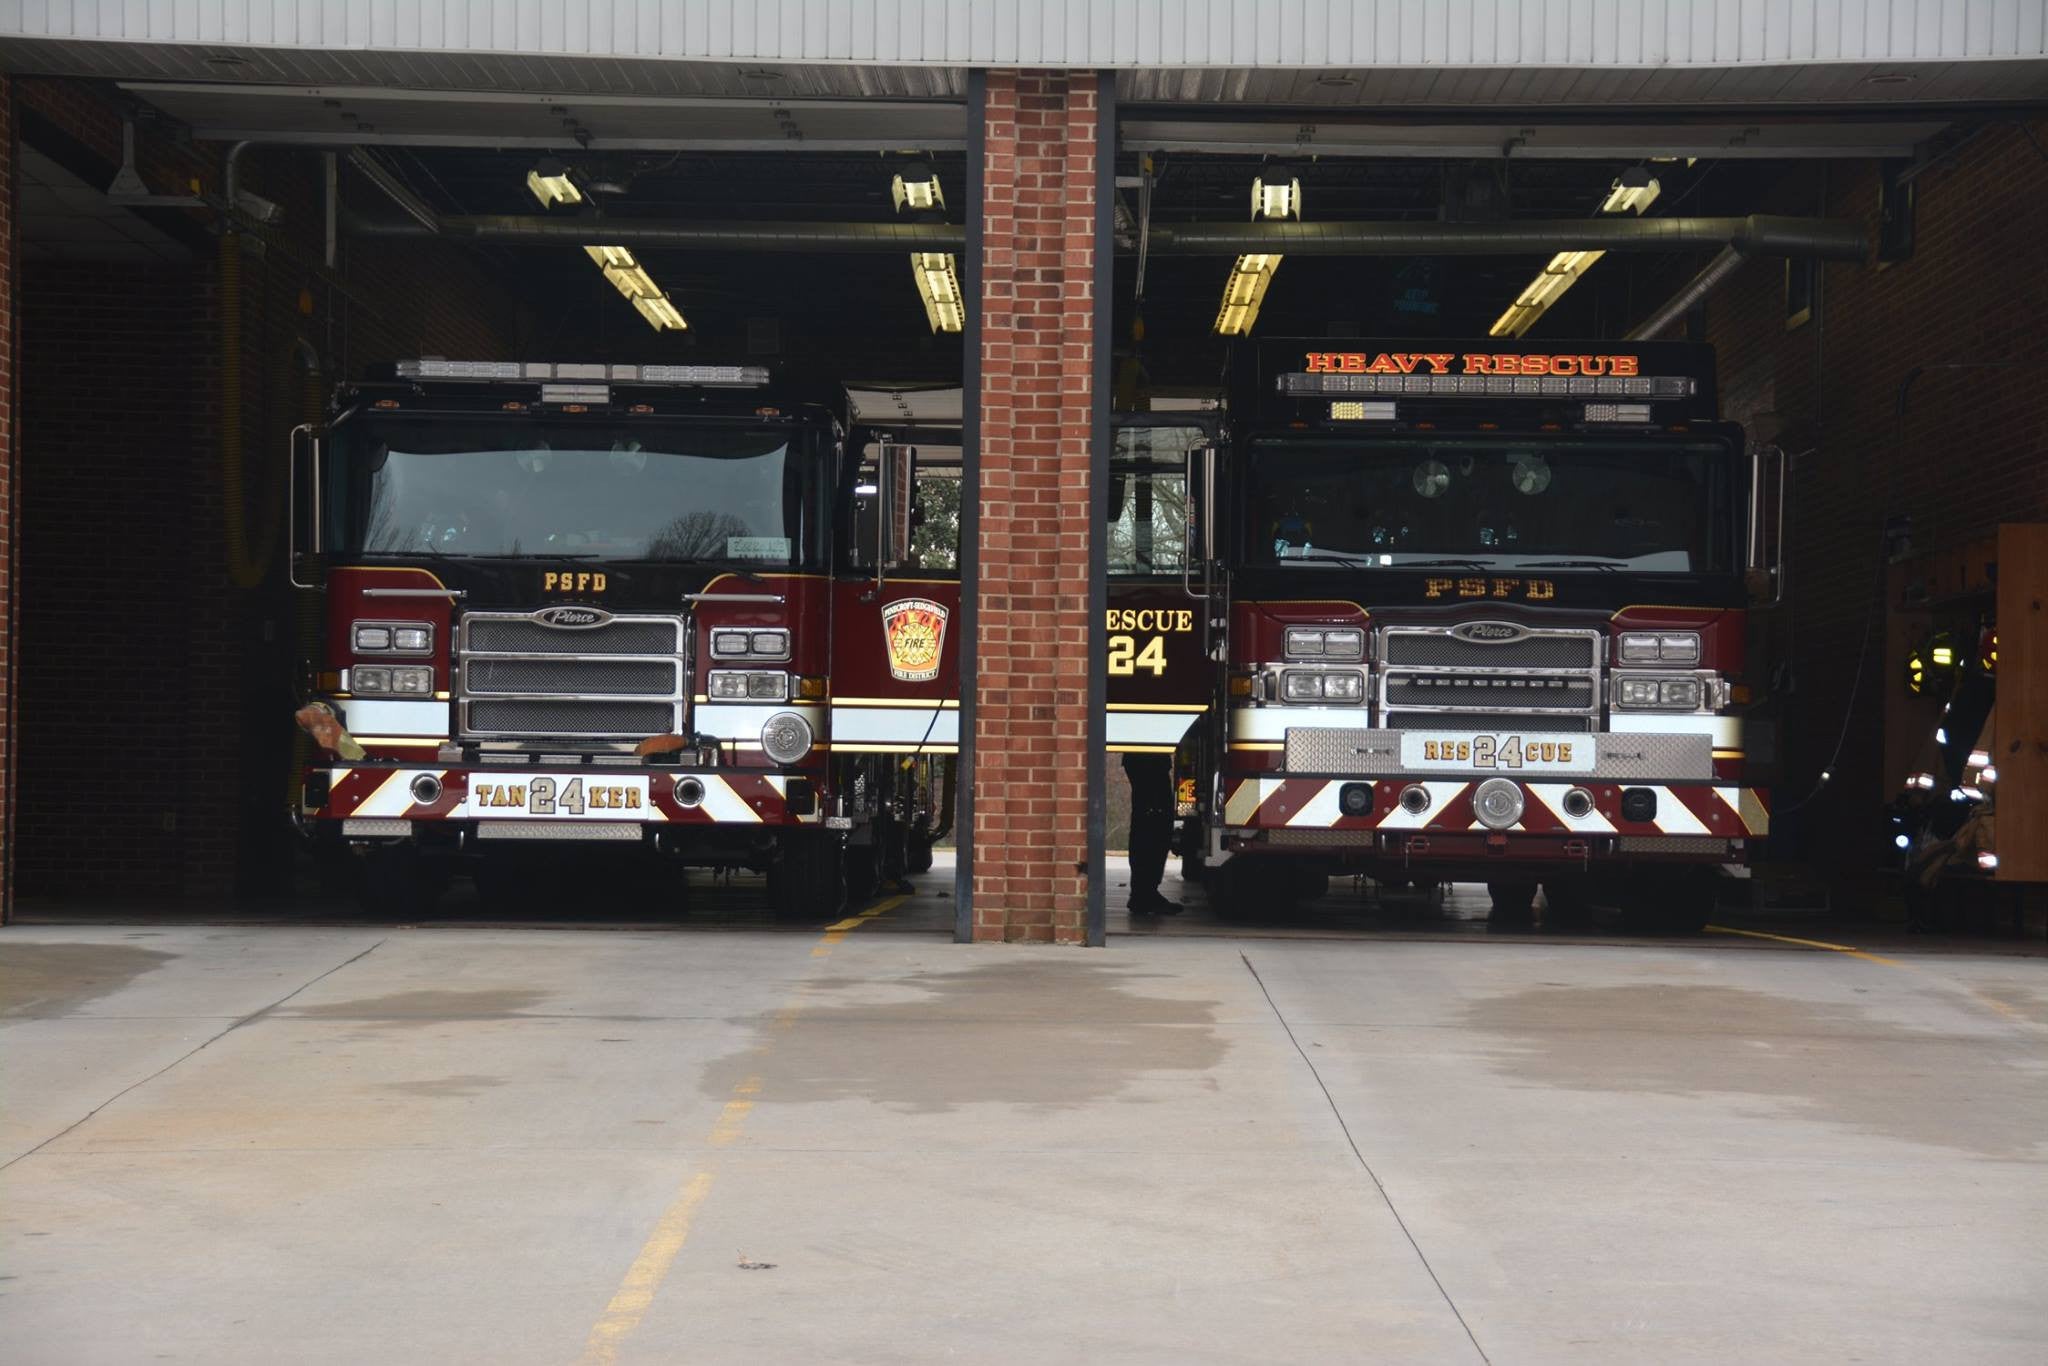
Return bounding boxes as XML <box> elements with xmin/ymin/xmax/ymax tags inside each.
<box><xmin>0</xmin><ymin>77</ymin><xmax>15</xmax><ymax>922</ymax></box>
<box><xmin>971</xmin><ymin>71</ymin><xmax>1101</xmax><ymax>944</ymax></box>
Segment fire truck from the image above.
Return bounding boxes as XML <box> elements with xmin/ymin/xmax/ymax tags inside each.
<box><xmin>1183</xmin><ymin>339</ymin><xmax>1774</xmax><ymax>932</ymax></box>
<box><xmin>290</xmin><ymin>359</ymin><xmax>956</xmax><ymax>914</ymax></box>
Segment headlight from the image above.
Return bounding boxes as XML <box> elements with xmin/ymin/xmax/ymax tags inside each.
<box><xmin>1618</xmin><ymin>631</ymin><xmax>1700</xmax><ymax>663</ymax></box>
<box><xmin>355</xmin><ymin>665</ymin><xmax>432</xmax><ymax>695</ymax></box>
<box><xmin>709</xmin><ymin>670</ymin><xmax>788</xmax><ymax>701</ymax></box>
<box><xmin>760</xmin><ymin>712</ymin><xmax>813</xmax><ymax>764</ymax></box>
<box><xmin>1279</xmin><ymin>669</ymin><xmax>1365</xmax><ymax>703</ymax></box>
<box><xmin>1615</xmin><ymin>675</ymin><xmax>1705</xmax><ymax>710</ymax></box>
<box><xmin>353</xmin><ymin>624</ymin><xmax>392</xmax><ymax>651</ymax></box>
<box><xmin>1321</xmin><ymin>628</ymin><xmax>1365</xmax><ymax>660</ymax></box>
<box><xmin>392</xmin><ymin>625</ymin><xmax>433</xmax><ymax>653</ymax></box>
<box><xmin>353</xmin><ymin>621</ymin><xmax>432</xmax><ymax>653</ymax></box>
<box><xmin>709</xmin><ymin>671</ymin><xmax>749</xmax><ymax>699</ymax></box>
<box><xmin>747</xmin><ymin>672</ymin><xmax>788</xmax><ymax>700</ymax></box>
<box><xmin>710</xmin><ymin>628</ymin><xmax>791</xmax><ymax>660</ymax></box>
<box><xmin>1284</xmin><ymin>627</ymin><xmax>1325</xmax><ymax>658</ymax></box>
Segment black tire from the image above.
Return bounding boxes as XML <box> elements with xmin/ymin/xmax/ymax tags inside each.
<box><xmin>1210</xmin><ymin>858</ymin><xmax>1288</xmax><ymax>917</ymax></box>
<box><xmin>1540</xmin><ymin>877</ymin><xmax>1596</xmax><ymax>931</ymax></box>
<box><xmin>360</xmin><ymin>844</ymin><xmax>447</xmax><ymax>917</ymax></box>
<box><xmin>1291</xmin><ymin>861</ymin><xmax>1332</xmax><ymax>902</ymax></box>
<box><xmin>1486</xmin><ymin>879</ymin><xmax>1538</xmax><ymax>929</ymax></box>
<box><xmin>904</xmin><ymin>832</ymin><xmax>935</xmax><ymax>876</ymax></box>
<box><xmin>1619</xmin><ymin>872</ymin><xmax>1715</xmax><ymax>936</ymax></box>
<box><xmin>770</xmin><ymin>832</ymin><xmax>846</xmax><ymax>919</ymax></box>
<box><xmin>842</xmin><ymin>844</ymin><xmax>879</xmax><ymax>905</ymax></box>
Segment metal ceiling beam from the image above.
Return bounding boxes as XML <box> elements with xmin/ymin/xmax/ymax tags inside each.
<box><xmin>349</xmin><ymin>212</ymin><xmax>1865</xmax><ymax>260</ymax></box>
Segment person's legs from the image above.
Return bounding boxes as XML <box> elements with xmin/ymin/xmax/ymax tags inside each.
<box><xmin>1122</xmin><ymin>751</ymin><xmax>1179</xmax><ymax>914</ymax></box>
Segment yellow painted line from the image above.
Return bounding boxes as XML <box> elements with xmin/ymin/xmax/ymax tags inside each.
<box><xmin>577</xmin><ymin>1172</ymin><xmax>715</xmax><ymax>1366</ymax></box>
<box><xmin>1704</xmin><ymin>925</ymin><xmax>1901</xmax><ymax>966</ymax></box>
<box><xmin>578</xmin><ymin>891</ymin><xmax>907</xmax><ymax>1362</ymax></box>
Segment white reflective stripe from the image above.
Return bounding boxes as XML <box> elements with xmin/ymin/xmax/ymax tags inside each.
<box><xmin>765</xmin><ymin>775</ymin><xmax>788</xmax><ymax>796</ymax></box>
<box><xmin>1379</xmin><ymin>781</ymin><xmax>1468</xmax><ymax>831</ymax></box>
<box><xmin>1286</xmin><ymin>781</ymin><xmax>1342</xmax><ymax>827</ymax></box>
<box><xmin>1724</xmin><ymin>785</ymin><xmax>1770</xmax><ymax>836</ymax></box>
<box><xmin>1106</xmin><ymin>710</ymin><xmax>1201</xmax><ymax>747</ymax></box>
<box><xmin>827</xmin><ymin>706</ymin><xmax>958</xmax><ymax>745</ymax></box>
<box><xmin>337</xmin><ymin>698</ymin><xmax>450</xmax><ymax>737</ymax></box>
<box><xmin>698</xmin><ymin>775</ymin><xmax>762</xmax><ymax>824</ymax></box>
<box><xmin>355</xmin><ymin>769</ymin><xmax>437</xmax><ymax>816</ymax></box>
<box><xmin>1229</xmin><ymin>705</ymin><xmax>1371</xmax><ymax>742</ymax></box>
<box><xmin>1653</xmin><ymin>788</ymin><xmax>1711</xmax><ymax>835</ymax></box>
<box><xmin>1607</xmin><ymin>713</ymin><xmax>1743</xmax><ymax>747</ymax></box>
<box><xmin>694</xmin><ymin>702</ymin><xmax>825</xmax><ymax>741</ymax></box>
<box><xmin>1526</xmin><ymin>782</ymin><xmax>1617</xmax><ymax>834</ymax></box>
<box><xmin>1224</xmin><ymin>777</ymin><xmax>1282</xmax><ymax>826</ymax></box>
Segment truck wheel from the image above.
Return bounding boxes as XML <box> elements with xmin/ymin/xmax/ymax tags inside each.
<box><xmin>360</xmin><ymin>844</ymin><xmax>447</xmax><ymax>917</ymax></box>
<box><xmin>769</xmin><ymin>833</ymin><xmax>845</xmax><ymax>919</ymax></box>
<box><xmin>1291</xmin><ymin>862</ymin><xmax>1332</xmax><ymax>902</ymax></box>
<box><xmin>842</xmin><ymin>845</ymin><xmax>880</xmax><ymax>905</ymax></box>
<box><xmin>1620</xmin><ymin>873</ymin><xmax>1715</xmax><ymax>935</ymax></box>
<box><xmin>1210</xmin><ymin>858</ymin><xmax>1288</xmax><ymax>917</ymax></box>
<box><xmin>1486</xmin><ymin>880</ymin><xmax>1538</xmax><ymax>929</ymax></box>
<box><xmin>904</xmin><ymin>832</ymin><xmax>935</xmax><ymax>876</ymax></box>
<box><xmin>1540</xmin><ymin>877</ymin><xmax>1596</xmax><ymax>931</ymax></box>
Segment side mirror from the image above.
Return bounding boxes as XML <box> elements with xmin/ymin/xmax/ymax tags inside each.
<box><xmin>1182</xmin><ymin>441</ymin><xmax>1216</xmax><ymax>601</ymax></box>
<box><xmin>876</xmin><ymin>439</ymin><xmax>916</xmax><ymax>586</ymax></box>
<box><xmin>290</xmin><ymin>423</ymin><xmax>322</xmax><ymax>590</ymax></box>
<box><xmin>1747</xmin><ymin>444</ymin><xmax>1786</xmax><ymax>608</ymax></box>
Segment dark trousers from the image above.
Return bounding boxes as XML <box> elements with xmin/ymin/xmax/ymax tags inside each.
<box><xmin>1122</xmin><ymin>751</ymin><xmax>1174</xmax><ymax>898</ymax></box>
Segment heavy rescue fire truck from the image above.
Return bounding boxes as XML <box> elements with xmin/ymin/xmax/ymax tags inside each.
<box><xmin>291</xmin><ymin>360</ymin><xmax>956</xmax><ymax>914</ymax></box>
<box><xmin>1182</xmin><ymin>339</ymin><xmax>1775</xmax><ymax>932</ymax></box>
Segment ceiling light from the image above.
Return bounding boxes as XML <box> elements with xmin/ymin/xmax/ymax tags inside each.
<box><xmin>892</xmin><ymin>168</ymin><xmax>945</xmax><ymax>214</ymax></box>
<box><xmin>910</xmin><ymin>252</ymin><xmax>964</xmax><ymax>333</ymax></box>
<box><xmin>582</xmin><ymin>244</ymin><xmax>687</xmax><ymax>331</ymax></box>
<box><xmin>526</xmin><ymin>158</ymin><xmax>582</xmax><ymax>208</ymax></box>
<box><xmin>1252</xmin><ymin>171</ymin><xmax>1302</xmax><ymax>221</ymax></box>
<box><xmin>1214</xmin><ymin>253</ymin><xmax>1282</xmax><ymax>336</ymax></box>
<box><xmin>1490</xmin><ymin>173</ymin><xmax>1661</xmax><ymax>338</ymax></box>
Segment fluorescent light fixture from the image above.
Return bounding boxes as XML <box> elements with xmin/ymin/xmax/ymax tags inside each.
<box><xmin>527</xmin><ymin>159</ymin><xmax>582</xmax><ymax>208</ymax></box>
<box><xmin>1252</xmin><ymin>173</ymin><xmax>1302</xmax><ymax>221</ymax></box>
<box><xmin>892</xmin><ymin>170</ymin><xmax>945</xmax><ymax>213</ymax></box>
<box><xmin>910</xmin><ymin>252</ymin><xmax>964</xmax><ymax>333</ymax></box>
<box><xmin>1490</xmin><ymin>173</ymin><xmax>1661</xmax><ymax>338</ymax></box>
<box><xmin>583</xmin><ymin>244</ymin><xmax>687</xmax><ymax>331</ymax></box>
<box><xmin>1214</xmin><ymin>253</ymin><xmax>1282</xmax><ymax>336</ymax></box>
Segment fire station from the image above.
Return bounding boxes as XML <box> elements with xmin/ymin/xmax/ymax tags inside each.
<box><xmin>0</xmin><ymin>6</ymin><xmax>2045</xmax><ymax>1362</ymax></box>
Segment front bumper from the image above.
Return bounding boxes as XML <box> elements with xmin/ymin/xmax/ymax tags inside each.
<box><xmin>1220</xmin><ymin>773</ymin><xmax>1768</xmax><ymax>864</ymax></box>
<box><xmin>303</xmin><ymin>762</ymin><xmax>814</xmax><ymax>836</ymax></box>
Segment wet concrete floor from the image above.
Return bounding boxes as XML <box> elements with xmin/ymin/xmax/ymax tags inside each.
<box><xmin>3</xmin><ymin>872</ymin><xmax>2044</xmax><ymax>1363</ymax></box>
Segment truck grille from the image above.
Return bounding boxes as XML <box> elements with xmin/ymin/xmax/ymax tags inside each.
<box><xmin>457</xmin><ymin>611</ymin><xmax>687</xmax><ymax>742</ymax></box>
<box><xmin>1377</xmin><ymin>624</ymin><xmax>1602</xmax><ymax>732</ymax></box>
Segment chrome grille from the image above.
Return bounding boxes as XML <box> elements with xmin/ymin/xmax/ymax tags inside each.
<box><xmin>1377</xmin><ymin>623</ymin><xmax>1602</xmax><ymax>733</ymax></box>
<box><xmin>464</xmin><ymin>658</ymin><xmax>678</xmax><ymax>697</ymax></box>
<box><xmin>1382</xmin><ymin>630</ymin><xmax>1598</xmax><ymax>669</ymax></box>
<box><xmin>457</xmin><ymin>611</ymin><xmax>687</xmax><ymax>742</ymax></box>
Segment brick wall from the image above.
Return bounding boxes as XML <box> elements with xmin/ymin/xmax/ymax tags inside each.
<box><xmin>971</xmin><ymin>71</ymin><xmax>1100</xmax><ymax>944</ymax></box>
<box><xmin>1703</xmin><ymin>122</ymin><xmax>2048</xmax><ymax>873</ymax></box>
<box><xmin>9</xmin><ymin>78</ymin><xmax>522</xmax><ymax>904</ymax></box>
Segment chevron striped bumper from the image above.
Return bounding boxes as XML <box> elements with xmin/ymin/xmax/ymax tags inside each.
<box><xmin>304</xmin><ymin>765</ymin><xmax>812</xmax><ymax>832</ymax></box>
<box><xmin>1222</xmin><ymin>775</ymin><xmax>1767</xmax><ymax>856</ymax></box>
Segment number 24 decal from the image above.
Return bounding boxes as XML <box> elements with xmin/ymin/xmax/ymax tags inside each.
<box><xmin>1107</xmin><ymin>634</ymin><xmax>1167</xmax><ymax>676</ymax></box>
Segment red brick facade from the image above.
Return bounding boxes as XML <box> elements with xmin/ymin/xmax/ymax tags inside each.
<box><xmin>1703</xmin><ymin>121</ymin><xmax>2048</xmax><ymax>873</ymax></box>
<box><xmin>970</xmin><ymin>71</ymin><xmax>1101</xmax><ymax>944</ymax></box>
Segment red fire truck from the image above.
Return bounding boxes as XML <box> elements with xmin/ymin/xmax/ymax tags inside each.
<box><xmin>291</xmin><ymin>360</ymin><xmax>956</xmax><ymax>913</ymax></box>
<box><xmin>1184</xmin><ymin>339</ymin><xmax>1774</xmax><ymax>932</ymax></box>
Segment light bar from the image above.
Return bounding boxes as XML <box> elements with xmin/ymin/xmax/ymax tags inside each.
<box><xmin>526</xmin><ymin>158</ymin><xmax>582</xmax><ymax>208</ymax></box>
<box><xmin>582</xmin><ymin>244</ymin><xmax>688</xmax><ymax>331</ymax></box>
<box><xmin>1490</xmin><ymin>174</ymin><xmax>1661</xmax><ymax>339</ymax></box>
<box><xmin>1214</xmin><ymin>253</ymin><xmax>1282</xmax><ymax>336</ymax></box>
<box><xmin>1584</xmin><ymin>402</ymin><xmax>1654</xmax><ymax>422</ymax></box>
<box><xmin>1329</xmin><ymin>401</ymin><xmax>1396</xmax><ymax>420</ymax></box>
<box><xmin>397</xmin><ymin>360</ymin><xmax>768</xmax><ymax>387</ymax></box>
<box><xmin>910</xmin><ymin>252</ymin><xmax>964</xmax><ymax>333</ymax></box>
<box><xmin>1280</xmin><ymin>371</ymin><xmax>1695</xmax><ymax>399</ymax></box>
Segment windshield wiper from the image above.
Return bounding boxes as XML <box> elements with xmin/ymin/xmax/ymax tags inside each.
<box><xmin>1271</xmin><ymin>552</ymin><xmax>1384</xmax><ymax>567</ymax></box>
<box><xmin>1513</xmin><ymin>558</ymin><xmax>1627</xmax><ymax>571</ymax></box>
<box><xmin>1392</xmin><ymin>558</ymin><xmax>1496</xmax><ymax>570</ymax></box>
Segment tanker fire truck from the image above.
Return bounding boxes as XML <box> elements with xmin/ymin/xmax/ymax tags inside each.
<box><xmin>1188</xmin><ymin>339</ymin><xmax>1773</xmax><ymax>932</ymax></box>
<box><xmin>291</xmin><ymin>359</ymin><xmax>956</xmax><ymax>914</ymax></box>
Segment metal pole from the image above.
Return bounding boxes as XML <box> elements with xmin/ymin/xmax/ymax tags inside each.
<box><xmin>953</xmin><ymin>71</ymin><xmax>985</xmax><ymax>945</ymax></box>
<box><xmin>1086</xmin><ymin>72</ymin><xmax>1114</xmax><ymax>948</ymax></box>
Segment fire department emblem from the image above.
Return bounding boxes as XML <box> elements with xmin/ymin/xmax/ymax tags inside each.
<box><xmin>882</xmin><ymin>597</ymin><xmax>948</xmax><ymax>682</ymax></box>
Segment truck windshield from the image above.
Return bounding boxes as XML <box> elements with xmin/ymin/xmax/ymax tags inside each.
<box><xmin>1244</xmin><ymin>436</ymin><xmax>1736</xmax><ymax>573</ymax></box>
<box><xmin>328</xmin><ymin>416</ymin><xmax>823</xmax><ymax>566</ymax></box>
